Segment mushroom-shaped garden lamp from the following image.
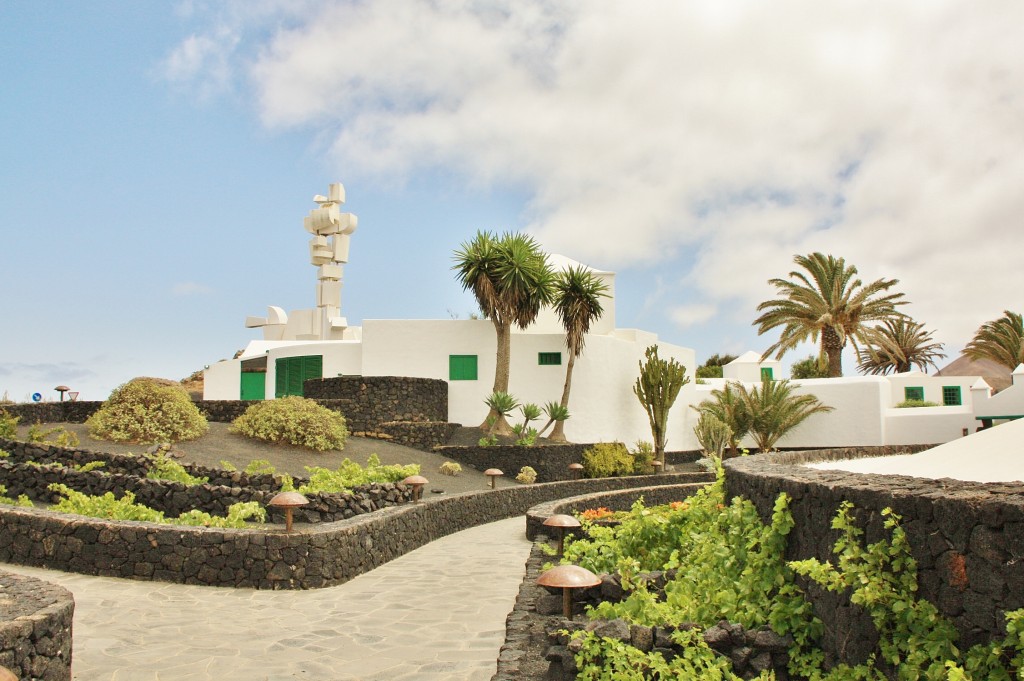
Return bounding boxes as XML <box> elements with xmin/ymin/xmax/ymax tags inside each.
<box><xmin>268</xmin><ymin>491</ymin><xmax>309</xmax><ymax>533</ymax></box>
<box><xmin>403</xmin><ymin>474</ymin><xmax>428</xmax><ymax>502</ymax></box>
<box><xmin>568</xmin><ymin>462</ymin><xmax>584</xmax><ymax>479</ymax></box>
<box><xmin>54</xmin><ymin>385</ymin><xmax>70</xmax><ymax>402</ymax></box>
<box><xmin>652</xmin><ymin>460</ymin><xmax>663</xmax><ymax>474</ymax></box>
<box><xmin>543</xmin><ymin>514</ymin><xmax>582</xmax><ymax>555</ymax></box>
<box><xmin>537</xmin><ymin>564</ymin><xmax>601</xmax><ymax>618</ymax></box>
<box><xmin>484</xmin><ymin>468</ymin><xmax>503</xmax><ymax>489</ymax></box>
<box><xmin>0</xmin><ymin>665</ymin><xmax>18</xmax><ymax>681</ymax></box>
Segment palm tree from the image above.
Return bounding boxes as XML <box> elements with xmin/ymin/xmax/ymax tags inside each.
<box><xmin>548</xmin><ymin>265</ymin><xmax>609</xmax><ymax>442</ymax></box>
<box><xmin>452</xmin><ymin>231</ymin><xmax>554</xmax><ymax>434</ymax></box>
<box><xmin>754</xmin><ymin>253</ymin><xmax>907</xmax><ymax>377</ymax></box>
<box><xmin>692</xmin><ymin>382</ymin><xmax>751</xmax><ymax>456</ymax></box>
<box><xmin>964</xmin><ymin>310</ymin><xmax>1024</xmax><ymax>370</ymax></box>
<box><xmin>856</xmin><ymin>318</ymin><xmax>946</xmax><ymax>375</ymax></box>
<box><xmin>738</xmin><ymin>379</ymin><xmax>833</xmax><ymax>452</ymax></box>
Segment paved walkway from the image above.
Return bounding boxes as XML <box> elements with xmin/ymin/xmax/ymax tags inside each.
<box><xmin>3</xmin><ymin>517</ymin><xmax>531</xmax><ymax>681</ymax></box>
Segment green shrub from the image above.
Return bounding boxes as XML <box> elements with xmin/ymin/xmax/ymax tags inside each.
<box><xmin>47</xmin><ymin>483</ymin><xmax>263</xmax><ymax>528</ymax></box>
<box><xmin>582</xmin><ymin>442</ymin><xmax>634</xmax><ymax>478</ymax></box>
<box><xmin>0</xmin><ymin>484</ymin><xmax>33</xmax><ymax>507</ymax></box>
<box><xmin>299</xmin><ymin>454</ymin><xmax>419</xmax><ymax>494</ymax></box>
<box><xmin>631</xmin><ymin>440</ymin><xmax>656</xmax><ymax>474</ymax></box>
<box><xmin>231</xmin><ymin>396</ymin><xmax>348</xmax><ymax>451</ymax></box>
<box><xmin>87</xmin><ymin>378</ymin><xmax>208</xmax><ymax>444</ymax></box>
<box><xmin>146</xmin><ymin>453</ymin><xmax>208</xmax><ymax>486</ymax></box>
<box><xmin>896</xmin><ymin>399</ymin><xmax>940</xmax><ymax>408</ymax></box>
<box><xmin>0</xmin><ymin>410</ymin><xmax>19</xmax><ymax>439</ymax></box>
<box><xmin>74</xmin><ymin>461</ymin><xmax>106</xmax><ymax>473</ymax></box>
<box><xmin>516</xmin><ymin>466</ymin><xmax>538</xmax><ymax>484</ymax></box>
<box><xmin>243</xmin><ymin>459</ymin><xmax>276</xmax><ymax>476</ymax></box>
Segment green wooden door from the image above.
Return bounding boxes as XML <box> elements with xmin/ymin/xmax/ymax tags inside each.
<box><xmin>240</xmin><ymin>372</ymin><xmax>266</xmax><ymax>401</ymax></box>
<box><xmin>275</xmin><ymin>355</ymin><xmax>323</xmax><ymax>397</ymax></box>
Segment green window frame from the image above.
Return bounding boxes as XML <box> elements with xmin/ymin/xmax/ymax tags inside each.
<box><xmin>275</xmin><ymin>355</ymin><xmax>322</xmax><ymax>398</ymax></box>
<box><xmin>904</xmin><ymin>386</ymin><xmax>924</xmax><ymax>402</ymax></box>
<box><xmin>760</xmin><ymin>367</ymin><xmax>774</xmax><ymax>381</ymax></box>
<box><xmin>449</xmin><ymin>355</ymin><xmax>478</xmax><ymax>381</ymax></box>
<box><xmin>942</xmin><ymin>386</ymin><xmax>962</xmax><ymax>406</ymax></box>
<box><xmin>538</xmin><ymin>352</ymin><xmax>562</xmax><ymax>366</ymax></box>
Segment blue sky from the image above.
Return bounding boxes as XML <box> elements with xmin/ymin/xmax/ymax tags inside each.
<box><xmin>2</xmin><ymin>1</ymin><xmax>1022</xmax><ymax>402</ymax></box>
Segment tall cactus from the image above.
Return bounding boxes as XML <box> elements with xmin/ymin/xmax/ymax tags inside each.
<box><xmin>633</xmin><ymin>345</ymin><xmax>690</xmax><ymax>466</ymax></box>
<box><xmin>694</xmin><ymin>412</ymin><xmax>733</xmax><ymax>464</ymax></box>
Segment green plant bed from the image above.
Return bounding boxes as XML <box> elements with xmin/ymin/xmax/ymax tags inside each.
<box><xmin>560</xmin><ymin>475</ymin><xmax>1024</xmax><ymax>679</ymax></box>
<box><xmin>231</xmin><ymin>396</ymin><xmax>349</xmax><ymax>451</ymax></box>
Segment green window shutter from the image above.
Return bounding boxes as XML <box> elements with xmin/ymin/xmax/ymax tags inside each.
<box><xmin>904</xmin><ymin>386</ymin><xmax>924</xmax><ymax>402</ymax></box>
<box><xmin>942</xmin><ymin>386</ymin><xmax>962</xmax><ymax>406</ymax></box>
<box><xmin>538</xmin><ymin>352</ymin><xmax>562</xmax><ymax>366</ymax></box>
<box><xmin>760</xmin><ymin>367</ymin><xmax>774</xmax><ymax>381</ymax></box>
<box><xmin>275</xmin><ymin>355</ymin><xmax>323</xmax><ymax>397</ymax></box>
<box><xmin>449</xmin><ymin>355</ymin><xmax>478</xmax><ymax>381</ymax></box>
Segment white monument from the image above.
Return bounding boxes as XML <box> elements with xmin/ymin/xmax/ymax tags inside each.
<box><xmin>246</xmin><ymin>183</ymin><xmax>359</xmax><ymax>341</ymax></box>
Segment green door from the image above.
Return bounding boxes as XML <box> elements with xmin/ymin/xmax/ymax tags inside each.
<box><xmin>275</xmin><ymin>355</ymin><xmax>323</xmax><ymax>397</ymax></box>
<box><xmin>240</xmin><ymin>372</ymin><xmax>266</xmax><ymax>401</ymax></box>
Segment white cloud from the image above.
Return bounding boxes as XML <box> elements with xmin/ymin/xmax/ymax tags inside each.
<box><xmin>669</xmin><ymin>303</ymin><xmax>716</xmax><ymax>330</ymax></box>
<box><xmin>171</xmin><ymin>282</ymin><xmax>213</xmax><ymax>296</ymax></box>
<box><xmin>169</xmin><ymin>0</ymin><xmax>1024</xmax><ymax>350</ymax></box>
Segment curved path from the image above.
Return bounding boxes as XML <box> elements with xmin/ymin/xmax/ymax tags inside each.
<box><xmin>3</xmin><ymin>517</ymin><xmax>530</xmax><ymax>681</ymax></box>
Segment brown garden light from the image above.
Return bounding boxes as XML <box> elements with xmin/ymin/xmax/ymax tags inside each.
<box><xmin>0</xmin><ymin>665</ymin><xmax>17</xmax><ymax>681</ymax></box>
<box><xmin>402</xmin><ymin>474</ymin><xmax>428</xmax><ymax>502</ymax></box>
<box><xmin>537</xmin><ymin>564</ymin><xmax>601</xmax><ymax>618</ymax></box>
<box><xmin>543</xmin><ymin>514</ymin><xmax>581</xmax><ymax>555</ymax></box>
<box><xmin>54</xmin><ymin>385</ymin><xmax>70</xmax><ymax>402</ymax></box>
<box><xmin>484</xmin><ymin>468</ymin><xmax>503</xmax><ymax>489</ymax></box>
<box><xmin>268</xmin><ymin>491</ymin><xmax>309</xmax><ymax>533</ymax></box>
<box><xmin>568</xmin><ymin>462</ymin><xmax>584</xmax><ymax>479</ymax></box>
<box><xmin>651</xmin><ymin>460</ymin><xmax>663</xmax><ymax>474</ymax></box>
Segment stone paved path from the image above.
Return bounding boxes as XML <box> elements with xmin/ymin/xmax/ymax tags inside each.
<box><xmin>3</xmin><ymin>517</ymin><xmax>531</xmax><ymax>681</ymax></box>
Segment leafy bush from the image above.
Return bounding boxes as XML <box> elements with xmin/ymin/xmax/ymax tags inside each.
<box><xmin>478</xmin><ymin>434</ymin><xmax>498</xmax><ymax>447</ymax></box>
<box><xmin>47</xmin><ymin>483</ymin><xmax>263</xmax><ymax>528</ymax></box>
<box><xmin>512</xmin><ymin>424</ymin><xmax>539</xmax><ymax>446</ymax></box>
<box><xmin>631</xmin><ymin>440</ymin><xmax>655</xmax><ymax>474</ymax></box>
<box><xmin>515</xmin><ymin>465</ymin><xmax>537</xmax><ymax>484</ymax></box>
<box><xmin>582</xmin><ymin>442</ymin><xmax>634</xmax><ymax>478</ymax></box>
<box><xmin>243</xmin><ymin>459</ymin><xmax>276</xmax><ymax>476</ymax></box>
<box><xmin>87</xmin><ymin>378</ymin><xmax>208</xmax><ymax>444</ymax></box>
<box><xmin>146</xmin><ymin>453</ymin><xmax>208</xmax><ymax>486</ymax></box>
<box><xmin>231</xmin><ymin>396</ymin><xmax>348</xmax><ymax>451</ymax></box>
<box><xmin>439</xmin><ymin>461</ymin><xmax>462</xmax><ymax>476</ymax></box>
<box><xmin>74</xmin><ymin>461</ymin><xmax>106</xmax><ymax>473</ymax></box>
<box><xmin>25</xmin><ymin>423</ymin><xmax>80</xmax><ymax>447</ymax></box>
<box><xmin>896</xmin><ymin>399</ymin><xmax>940</xmax><ymax>408</ymax></box>
<box><xmin>0</xmin><ymin>410</ymin><xmax>19</xmax><ymax>439</ymax></box>
<box><xmin>298</xmin><ymin>454</ymin><xmax>419</xmax><ymax>494</ymax></box>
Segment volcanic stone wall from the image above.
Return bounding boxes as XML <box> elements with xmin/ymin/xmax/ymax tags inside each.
<box><xmin>1</xmin><ymin>401</ymin><xmax>102</xmax><ymax>424</ymax></box>
<box><xmin>0</xmin><ymin>570</ymin><xmax>73</xmax><ymax>681</ymax></box>
<box><xmin>434</xmin><ymin>443</ymin><xmax>593</xmax><ymax>482</ymax></box>
<box><xmin>303</xmin><ymin>376</ymin><xmax>448</xmax><ymax>425</ymax></box>
<box><xmin>0</xmin><ymin>472</ymin><xmax>711</xmax><ymax>590</ymax></box>
<box><xmin>724</xmin><ymin>447</ymin><xmax>1024</xmax><ymax>657</ymax></box>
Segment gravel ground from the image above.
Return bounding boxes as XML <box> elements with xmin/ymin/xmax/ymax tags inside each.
<box><xmin>16</xmin><ymin>422</ymin><xmax>517</xmax><ymax>495</ymax></box>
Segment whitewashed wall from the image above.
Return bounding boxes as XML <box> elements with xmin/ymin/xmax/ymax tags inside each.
<box><xmin>882</xmin><ymin>406</ymin><xmax>977</xmax><ymax>444</ymax></box>
<box><xmin>203</xmin><ymin>360</ymin><xmax>240</xmax><ymax>400</ymax></box>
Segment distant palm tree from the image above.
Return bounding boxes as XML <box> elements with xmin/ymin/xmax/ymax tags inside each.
<box><xmin>549</xmin><ymin>265</ymin><xmax>609</xmax><ymax>442</ymax></box>
<box><xmin>738</xmin><ymin>379</ymin><xmax>833</xmax><ymax>453</ymax></box>
<box><xmin>964</xmin><ymin>310</ymin><xmax>1024</xmax><ymax>370</ymax></box>
<box><xmin>452</xmin><ymin>231</ymin><xmax>554</xmax><ymax>434</ymax></box>
<box><xmin>754</xmin><ymin>253</ymin><xmax>907</xmax><ymax>377</ymax></box>
<box><xmin>857</xmin><ymin>318</ymin><xmax>946</xmax><ymax>375</ymax></box>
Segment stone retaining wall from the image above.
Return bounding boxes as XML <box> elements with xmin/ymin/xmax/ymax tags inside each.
<box><xmin>1</xmin><ymin>402</ymin><xmax>102</xmax><ymax>424</ymax></box>
<box><xmin>376</xmin><ymin>421</ymin><xmax>460</xmax><ymax>452</ymax></box>
<box><xmin>0</xmin><ymin>473</ymin><xmax>712</xmax><ymax>590</ymax></box>
<box><xmin>724</xmin><ymin>446</ymin><xmax>1024</xmax><ymax>655</ymax></box>
<box><xmin>435</xmin><ymin>443</ymin><xmax>593</xmax><ymax>482</ymax></box>
<box><xmin>0</xmin><ymin>570</ymin><xmax>73</xmax><ymax>681</ymax></box>
<box><xmin>303</xmin><ymin>376</ymin><xmax>448</xmax><ymax>424</ymax></box>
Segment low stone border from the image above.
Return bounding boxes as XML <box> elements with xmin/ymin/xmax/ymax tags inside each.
<box><xmin>724</xmin><ymin>447</ymin><xmax>1024</xmax><ymax>656</ymax></box>
<box><xmin>0</xmin><ymin>472</ymin><xmax>712</xmax><ymax>590</ymax></box>
<box><xmin>0</xmin><ymin>570</ymin><xmax>73</xmax><ymax>681</ymax></box>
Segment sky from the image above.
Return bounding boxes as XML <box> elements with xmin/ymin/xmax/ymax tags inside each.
<box><xmin>2</xmin><ymin>0</ymin><xmax>1022</xmax><ymax>403</ymax></box>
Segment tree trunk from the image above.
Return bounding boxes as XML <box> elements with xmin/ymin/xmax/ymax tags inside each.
<box><xmin>480</xmin><ymin>320</ymin><xmax>513</xmax><ymax>433</ymax></box>
<box><xmin>548</xmin><ymin>351</ymin><xmax>577</xmax><ymax>442</ymax></box>
<box><xmin>822</xmin><ymin>327</ymin><xmax>845</xmax><ymax>377</ymax></box>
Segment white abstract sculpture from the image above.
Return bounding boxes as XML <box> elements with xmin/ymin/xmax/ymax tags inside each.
<box><xmin>247</xmin><ymin>183</ymin><xmax>358</xmax><ymax>341</ymax></box>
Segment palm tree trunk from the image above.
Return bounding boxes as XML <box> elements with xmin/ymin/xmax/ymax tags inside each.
<box><xmin>822</xmin><ymin>327</ymin><xmax>844</xmax><ymax>377</ymax></box>
<box><xmin>481</xmin><ymin>320</ymin><xmax>513</xmax><ymax>433</ymax></box>
<box><xmin>548</xmin><ymin>351</ymin><xmax>577</xmax><ymax>442</ymax></box>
